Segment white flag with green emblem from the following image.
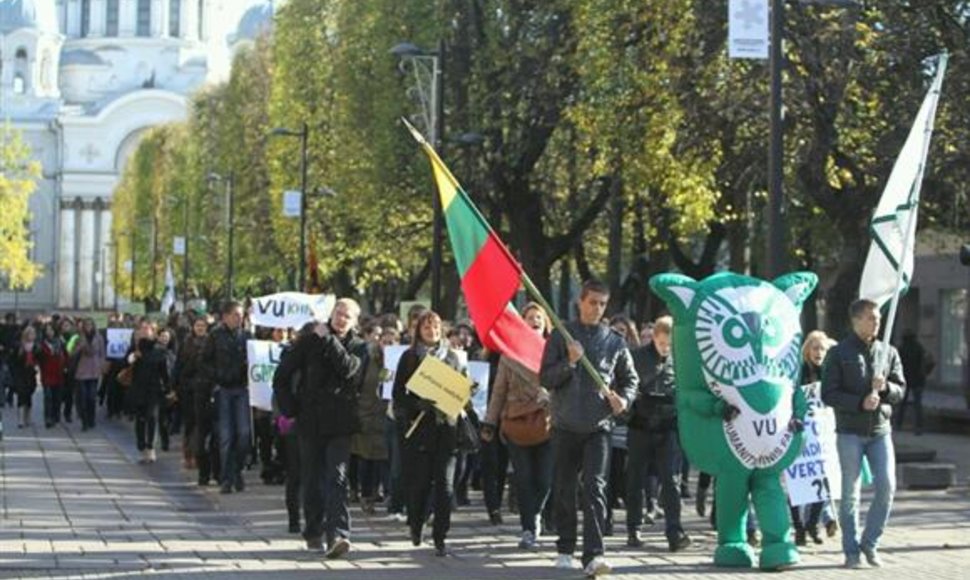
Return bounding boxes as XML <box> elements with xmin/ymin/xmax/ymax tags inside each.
<box><xmin>859</xmin><ymin>54</ymin><xmax>948</xmax><ymax>308</ymax></box>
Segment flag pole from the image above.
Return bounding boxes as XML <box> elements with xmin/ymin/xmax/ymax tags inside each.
<box><xmin>402</xmin><ymin>118</ymin><xmax>610</xmax><ymax>395</ymax></box>
<box><xmin>877</xmin><ymin>53</ymin><xmax>947</xmax><ymax>376</ymax></box>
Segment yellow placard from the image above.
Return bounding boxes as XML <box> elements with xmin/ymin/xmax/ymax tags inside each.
<box><xmin>406</xmin><ymin>355</ymin><xmax>472</xmax><ymax>420</ymax></box>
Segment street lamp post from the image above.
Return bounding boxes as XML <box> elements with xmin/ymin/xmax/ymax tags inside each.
<box><xmin>767</xmin><ymin>0</ymin><xmax>785</xmax><ymax>279</ymax></box>
<box><xmin>181</xmin><ymin>192</ymin><xmax>191</xmax><ymax>310</ymax></box>
<box><xmin>129</xmin><ymin>228</ymin><xmax>136</xmax><ymax>301</ymax></box>
<box><xmin>766</xmin><ymin>0</ymin><xmax>861</xmax><ymax>278</ymax></box>
<box><xmin>270</xmin><ymin>123</ymin><xmax>310</xmax><ymax>291</ymax></box>
<box><xmin>208</xmin><ymin>172</ymin><xmax>236</xmax><ymax>301</ymax></box>
<box><xmin>392</xmin><ymin>40</ymin><xmax>445</xmax><ymax>311</ymax></box>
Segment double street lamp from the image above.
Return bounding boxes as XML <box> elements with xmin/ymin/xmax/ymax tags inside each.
<box><xmin>207</xmin><ymin>172</ymin><xmax>235</xmax><ymax>301</ymax></box>
<box><xmin>270</xmin><ymin>123</ymin><xmax>310</xmax><ymax>291</ymax></box>
<box><xmin>392</xmin><ymin>40</ymin><xmax>445</xmax><ymax>311</ymax></box>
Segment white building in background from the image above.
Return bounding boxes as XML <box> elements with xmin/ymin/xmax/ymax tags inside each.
<box><xmin>0</xmin><ymin>0</ymin><xmax>276</xmax><ymax>312</ymax></box>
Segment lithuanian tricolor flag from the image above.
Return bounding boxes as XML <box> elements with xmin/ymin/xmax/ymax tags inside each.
<box><xmin>407</xmin><ymin>122</ymin><xmax>545</xmax><ymax>374</ymax></box>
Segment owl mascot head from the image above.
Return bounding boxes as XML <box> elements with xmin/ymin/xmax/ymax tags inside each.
<box><xmin>650</xmin><ymin>271</ymin><xmax>817</xmax><ymax>571</ymax></box>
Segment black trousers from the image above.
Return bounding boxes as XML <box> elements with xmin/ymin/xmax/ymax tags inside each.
<box><xmin>553</xmin><ymin>428</ymin><xmax>610</xmax><ymax>566</ymax></box>
<box><xmin>404</xmin><ymin>434</ymin><xmax>457</xmax><ymax>545</ymax></box>
<box><xmin>299</xmin><ymin>434</ymin><xmax>351</xmax><ymax>544</ymax></box>
<box><xmin>481</xmin><ymin>437</ymin><xmax>509</xmax><ymax>514</ymax></box>
<box><xmin>193</xmin><ymin>387</ymin><xmax>220</xmax><ymax>483</ymax></box>
<box><xmin>625</xmin><ymin>427</ymin><xmax>684</xmax><ymax>540</ymax></box>
<box><xmin>283</xmin><ymin>431</ymin><xmax>302</xmax><ymax>523</ymax></box>
<box><xmin>134</xmin><ymin>404</ymin><xmax>159</xmax><ymax>451</ymax></box>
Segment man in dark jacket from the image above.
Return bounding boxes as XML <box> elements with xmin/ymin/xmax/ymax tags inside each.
<box><xmin>273</xmin><ymin>298</ymin><xmax>366</xmax><ymax>559</ymax></box>
<box><xmin>821</xmin><ymin>298</ymin><xmax>906</xmax><ymax>569</ymax></box>
<box><xmin>625</xmin><ymin>315</ymin><xmax>690</xmax><ymax>552</ymax></box>
<box><xmin>541</xmin><ymin>280</ymin><xmax>638</xmax><ymax>578</ymax></box>
<box><xmin>203</xmin><ymin>301</ymin><xmax>252</xmax><ymax>494</ymax></box>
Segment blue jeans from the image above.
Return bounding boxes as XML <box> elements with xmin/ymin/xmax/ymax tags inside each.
<box><xmin>837</xmin><ymin>432</ymin><xmax>896</xmax><ymax>556</ymax></box>
<box><xmin>216</xmin><ymin>387</ymin><xmax>251</xmax><ymax>488</ymax></box>
<box><xmin>77</xmin><ymin>379</ymin><xmax>98</xmax><ymax>429</ymax></box>
<box><xmin>507</xmin><ymin>439</ymin><xmax>554</xmax><ymax>534</ymax></box>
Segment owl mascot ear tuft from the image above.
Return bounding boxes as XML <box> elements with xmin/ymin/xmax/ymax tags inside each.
<box><xmin>772</xmin><ymin>272</ymin><xmax>818</xmax><ymax>309</ymax></box>
<box><xmin>649</xmin><ymin>273</ymin><xmax>698</xmax><ymax>318</ymax></box>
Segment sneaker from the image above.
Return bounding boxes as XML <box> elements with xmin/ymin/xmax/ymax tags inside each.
<box><xmin>147</xmin><ymin>449</ymin><xmax>157</xmax><ymax>463</ymax></box>
<box><xmin>862</xmin><ymin>547</ymin><xmax>882</xmax><ymax>568</ymax></box>
<box><xmin>137</xmin><ymin>450</ymin><xmax>150</xmax><ymax>464</ymax></box>
<box><xmin>489</xmin><ymin>511</ymin><xmax>503</xmax><ymax>525</ymax></box>
<box><xmin>844</xmin><ymin>553</ymin><xmax>865</xmax><ymax>569</ymax></box>
<box><xmin>643</xmin><ymin>510</ymin><xmax>656</xmax><ymax>526</ymax></box>
<box><xmin>747</xmin><ymin>529</ymin><xmax>761</xmax><ymax>548</ymax></box>
<box><xmin>554</xmin><ymin>554</ymin><xmax>577</xmax><ymax>570</ymax></box>
<box><xmin>826</xmin><ymin>520</ymin><xmax>839</xmax><ymax>538</ymax></box>
<box><xmin>668</xmin><ymin>532</ymin><xmax>692</xmax><ymax>552</ymax></box>
<box><xmin>434</xmin><ymin>541</ymin><xmax>448</xmax><ymax>557</ymax></box>
<box><xmin>795</xmin><ymin>528</ymin><xmax>807</xmax><ymax>547</ymax></box>
<box><xmin>583</xmin><ymin>556</ymin><xmax>612</xmax><ymax>578</ymax></box>
<box><xmin>325</xmin><ymin>538</ymin><xmax>351</xmax><ymax>560</ymax></box>
<box><xmin>519</xmin><ymin>530</ymin><xmax>536</xmax><ymax>550</ymax></box>
<box><xmin>306</xmin><ymin>537</ymin><xmax>324</xmax><ymax>552</ymax></box>
<box><xmin>626</xmin><ymin>530</ymin><xmax>644</xmax><ymax>548</ymax></box>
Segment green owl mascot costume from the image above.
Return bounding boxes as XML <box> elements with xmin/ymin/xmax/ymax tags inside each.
<box><xmin>650</xmin><ymin>271</ymin><xmax>817</xmax><ymax>571</ymax></box>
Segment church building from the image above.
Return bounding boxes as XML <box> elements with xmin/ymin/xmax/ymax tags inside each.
<box><xmin>0</xmin><ymin>0</ymin><xmax>274</xmax><ymax>312</ymax></box>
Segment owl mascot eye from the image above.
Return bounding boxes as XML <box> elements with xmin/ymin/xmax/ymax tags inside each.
<box><xmin>650</xmin><ymin>271</ymin><xmax>817</xmax><ymax>571</ymax></box>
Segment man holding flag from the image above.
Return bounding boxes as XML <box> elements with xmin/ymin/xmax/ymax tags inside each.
<box><xmin>822</xmin><ymin>53</ymin><xmax>947</xmax><ymax>570</ymax></box>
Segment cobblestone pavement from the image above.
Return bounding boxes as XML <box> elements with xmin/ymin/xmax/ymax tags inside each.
<box><xmin>0</xmin><ymin>400</ymin><xmax>968</xmax><ymax>579</ymax></box>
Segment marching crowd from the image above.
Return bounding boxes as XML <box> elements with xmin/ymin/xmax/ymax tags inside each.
<box><xmin>0</xmin><ymin>279</ymin><xmax>931</xmax><ymax>577</ymax></box>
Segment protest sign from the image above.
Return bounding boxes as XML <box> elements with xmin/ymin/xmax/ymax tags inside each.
<box><xmin>105</xmin><ymin>328</ymin><xmax>134</xmax><ymax>360</ymax></box>
<box><xmin>405</xmin><ymin>356</ymin><xmax>472</xmax><ymax>420</ymax></box>
<box><xmin>247</xmin><ymin>340</ymin><xmax>284</xmax><ymax>412</ymax></box>
<box><xmin>251</xmin><ymin>292</ymin><xmax>335</xmax><ymax>330</ymax></box>
<box><xmin>381</xmin><ymin>345</ymin><xmax>408</xmax><ymax>401</ymax></box>
<box><xmin>784</xmin><ymin>382</ymin><xmax>842</xmax><ymax>506</ymax></box>
<box><xmin>468</xmin><ymin>361</ymin><xmax>490</xmax><ymax>419</ymax></box>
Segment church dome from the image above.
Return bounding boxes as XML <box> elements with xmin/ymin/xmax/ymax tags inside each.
<box><xmin>0</xmin><ymin>0</ymin><xmax>59</xmax><ymax>35</ymax></box>
<box><xmin>232</xmin><ymin>2</ymin><xmax>273</xmax><ymax>44</ymax></box>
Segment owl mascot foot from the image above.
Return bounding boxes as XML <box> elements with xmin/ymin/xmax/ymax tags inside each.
<box><xmin>650</xmin><ymin>271</ymin><xmax>817</xmax><ymax>572</ymax></box>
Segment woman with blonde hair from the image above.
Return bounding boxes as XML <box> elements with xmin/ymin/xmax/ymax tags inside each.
<box><xmin>482</xmin><ymin>302</ymin><xmax>552</xmax><ymax>550</ymax></box>
<box><xmin>792</xmin><ymin>329</ymin><xmax>837</xmax><ymax>545</ymax></box>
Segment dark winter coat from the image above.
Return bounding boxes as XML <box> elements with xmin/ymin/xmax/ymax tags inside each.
<box><xmin>272</xmin><ymin>328</ymin><xmax>367</xmax><ymax>439</ymax></box>
<box><xmin>392</xmin><ymin>341</ymin><xmax>463</xmax><ymax>453</ymax></box>
<box><xmin>821</xmin><ymin>333</ymin><xmax>906</xmax><ymax>437</ymax></box>
<box><xmin>628</xmin><ymin>342</ymin><xmax>677</xmax><ymax>432</ymax></box>
<box><xmin>129</xmin><ymin>338</ymin><xmax>170</xmax><ymax>407</ymax></box>
<box><xmin>540</xmin><ymin>321</ymin><xmax>639</xmax><ymax>435</ymax></box>
<box><xmin>202</xmin><ymin>324</ymin><xmax>250</xmax><ymax>389</ymax></box>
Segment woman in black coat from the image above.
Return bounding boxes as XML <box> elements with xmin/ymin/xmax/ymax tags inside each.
<box><xmin>393</xmin><ymin>310</ymin><xmax>464</xmax><ymax>557</ymax></box>
<box><xmin>126</xmin><ymin>321</ymin><xmax>170</xmax><ymax>463</ymax></box>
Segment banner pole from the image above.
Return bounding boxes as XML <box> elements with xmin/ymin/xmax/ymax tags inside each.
<box><xmin>520</xmin><ymin>276</ymin><xmax>609</xmax><ymax>395</ymax></box>
<box><xmin>405</xmin><ymin>410</ymin><xmax>426</xmax><ymax>439</ymax></box>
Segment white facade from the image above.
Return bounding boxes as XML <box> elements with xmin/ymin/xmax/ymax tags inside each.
<box><xmin>0</xmin><ymin>0</ymin><xmax>275</xmax><ymax>312</ymax></box>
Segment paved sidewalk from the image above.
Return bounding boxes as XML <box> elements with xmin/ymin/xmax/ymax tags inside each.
<box><xmin>0</xmin><ymin>400</ymin><xmax>968</xmax><ymax>579</ymax></box>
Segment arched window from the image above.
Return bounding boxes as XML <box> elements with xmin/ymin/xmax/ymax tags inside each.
<box><xmin>170</xmin><ymin>0</ymin><xmax>181</xmax><ymax>37</ymax></box>
<box><xmin>81</xmin><ymin>0</ymin><xmax>91</xmax><ymax>37</ymax></box>
<box><xmin>14</xmin><ymin>48</ymin><xmax>28</xmax><ymax>94</ymax></box>
<box><xmin>136</xmin><ymin>0</ymin><xmax>152</xmax><ymax>37</ymax></box>
<box><xmin>106</xmin><ymin>0</ymin><xmax>120</xmax><ymax>36</ymax></box>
